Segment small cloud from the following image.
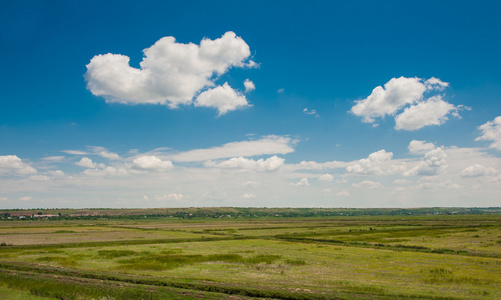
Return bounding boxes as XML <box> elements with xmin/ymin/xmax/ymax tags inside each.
<box><xmin>167</xmin><ymin>193</ymin><xmax>184</xmax><ymax>201</ymax></box>
<box><xmin>243</xmin><ymin>193</ymin><xmax>257</xmax><ymax>199</ymax></box>
<box><xmin>460</xmin><ymin>164</ymin><xmax>498</xmax><ymax>177</ymax></box>
<box><xmin>424</xmin><ymin>77</ymin><xmax>449</xmax><ymax>90</ymax></box>
<box><xmin>62</xmin><ymin>150</ymin><xmax>88</xmax><ymax>155</ymax></box>
<box><xmin>48</xmin><ymin>170</ymin><xmax>65</xmax><ymax>177</ymax></box>
<box><xmin>352</xmin><ymin>180</ymin><xmax>381</xmax><ymax>189</ymax></box>
<box><xmin>88</xmin><ymin>146</ymin><xmax>120</xmax><ymax>160</ymax></box>
<box><xmin>195</xmin><ymin>82</ymin><xmax>250</xmax><ymax>116</ymax></box>
<box><xmin>277</xmin><ymin>88</ymin><xmax>284</xmax><ymax>94</ymax></box>
<box><xmin>132</xmin><ymin>156</ymin><xmax>173</xmax><ymax>171</ymax></box>
<box><xmin>408</xmin><ymin>140</ymin><xmax>435</xmax><ymax>154</ymax></box>
<box><xmin>244</xmin><ymin>79</ymin><xmax>255</xmax><ymax>92</ymax></box>
<box><xmin>303</xmin><ymin>108</ymin><xmax>319</xmax><ymax>117</ymax></box>
<box><xmin>75</xmin><ymin>157</ymin><xmax>99</xmax><ymax>169</ymax></box>
<box><xmin>19</xmin><ymin>196</ymin><xmax>32</xmax><ymax>201</ymax></box>
<box><xmin>292</xmin><ymin>178</ymin><xmax>310</xmax><ymax>186</ymax></box>
<box><xmin>204</xmin><ymin>155</ymin><xmax>284</xmax><ymax>172</ymax></box>
<box><xmin>336</xmin><ymin>190</ymin><xmax>350</xmax><ymax>196</ymax></box>
<box><xmin>318</xmin><ymin>173</ymin><xmax>334</xmax><ymax>182</ymax></box>
<box><xmin>476</xmin><ymin>116</ymin><xmax>501</xmax><ymax>151</ymax></box>
<box><xmin>153</xmin><ymin>194</ymin><xmax>185</xmax><ymax>202</ymax></box>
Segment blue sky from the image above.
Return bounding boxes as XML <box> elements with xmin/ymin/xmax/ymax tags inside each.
<box><xmin>1</xmin><ymin>0</ymin><xmax>501</xmax><ymax>208</ymax></box>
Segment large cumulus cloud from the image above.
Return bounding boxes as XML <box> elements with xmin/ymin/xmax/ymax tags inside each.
<box><xmin>85</xmin><ymin>32</ymin><xmax>255</xmax><ymax>113</ymax></box>
<box><xmin>351</xmin><ymin>76</ymin><xmax>465</xmax><ymax>130</ymax></box>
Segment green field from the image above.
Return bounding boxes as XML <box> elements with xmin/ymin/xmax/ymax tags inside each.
<box><xmin>0</xmin><ymin>209</ymin><xmax>500</xmax><ymax>299</ymax></box>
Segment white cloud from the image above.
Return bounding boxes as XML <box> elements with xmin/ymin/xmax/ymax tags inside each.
<box><xmin>243</xmin><ymin>193</ymin><xmax>257</xmax><ymax>199</ymax></box>
<box><xmin>204</xmin><ymin>156</ymin><xmax>284</xmax><ymax>172</ymax></box>
<box><xmin>303</xmin><ymin>108</ymin><xmax>319</xmax><ymax>117</ymax></box>
<box><xmin>460</xmin><ymin>164</ymin><xmax>498</xmax><ymax>177</ymax></box>
<box><xmin>88</xmin><ymin>146</ymin><xmax>120</xmax><ymax>160</ymax></box>
<box><xmin>48</xmin><ymin>170</ymin><xmax>65</xmax><ymax>177</ymax></box>
<box><xmin>167</xmin><ymin>193</ymin><xmax>184</xmax><ymax>201</ymax></box>
<box><xmin>336</xmin><ymin>190</ymin><xmax>350</xmax><ymax>196</ymax></box>
<box><xmin>351</xmin><ymin>77</ymin><xmax>463</xmax><ymax>130</ymax></box>
<box><xmin>352</xmin><ymin>180</ymin><xmax>381</xmax><ymax>189</ymax></box>
<box><xmin>394</xmin><ymin>96</ymin><xmax>458</xmax><ymax>131</ymax></box>
<box><xmin>0</xmin><ymin>155</ymin><xmax>37</xmax><ymax>175</ymax></box>
<box><xmin>0</xmin><ymin>195</ymin><xmax>8</xmax><ymax>201</ymax></box>
<box><xmin>404</xmin><ymin>148</ymin><xmax>447</xmax><ymax>176</ymax></box>
<box><xmin>318</xmin><ymin>173</ymin><xmax>334</xmax><ymax>182</ymax></box>
<box><xmin>83</xmin><ymin>166</ymin><xmax>128</xmax><ymax>177</ymax></box>
<box><xmin>152</xmin><ymin>194</ymin><xmax>185</xmax><ymax>202</ymax></box>
<box><xmin>62</xmin><ymin>150</ymin><xmax>88</xmax><ymax>155</ymax></box>
<box><xmin>425</xmin><ymin>77</ymin><xmax>449</xmax><ymax>90</ymax></box>
<box><xmin>244</xmin><ymin>79</ymin><xmax>255</xmax><ymax>92</ymax></box>
<box><xmin>476</xmin><ymin>116</ymin><xmax>501</xmax><ymax>151</ymax></box>
<box><xmin>76</xmin><ymin>157</ymin><xmax>98</xmax><ymax>168</ymax></box>
<box><xmin>427</xmin><ymin>77</ymin><xmax>450</xmax><ymax>88</ymax></box>
<box><xmin>277</xmin><ymin>88</ymin><xmax>284</xmax><ymax>94</ymax></box>
<box><xmin>351</xmin><ymin>76</ymin><xmax>428</xmax><ymax>123</ymax></box>
<box><xmin>346</xmin><ymin>150</ymin><xmax>393</xmax><ymax>175</ymax></box>
<box><xmin>292</xmin><ymin>178</ymin><xmax>310</xmax><ymax>186</ymax></box>
<box><xmin>195</xmin><ymin>82</ymin><xmax>250</xmax><ymax>115</ymax></box>
<box><xmin>169</xmin><ymin>135</ymin><xmax>295</xmax><ymax>162</ymax></box>
<box><xmin>63</xmin><ymin>147</ymin><xmax>119</xmax><ymax>160</ymax></box>
<box><xmin>288</xmin><ymin>160</ymin><xmax>346</xmax><ymax>170</ymax></box>
<box><xmin>85</xmin><ymin>31</ymin><xmax>255</xmax><ymax>108</ymax></box>
<box><xmin>408</xmin><ymin>140</ymin><xmax>436</xmax><ymax>154</ymax></box>
<box><xmin>132</xmin><ymin>156</ymin><xmax>173</xmax><ymax>171</ymax></box>
<box><xmin>19</xmin><ymin>196</ymin><xmax>32</xmax><ymax>201</ymax></box>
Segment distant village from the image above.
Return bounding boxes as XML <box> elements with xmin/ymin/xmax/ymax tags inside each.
<box><xmin>2</xmin><ymin>213</ymin><xmax>61</xmax><ymax>220</ymax></box>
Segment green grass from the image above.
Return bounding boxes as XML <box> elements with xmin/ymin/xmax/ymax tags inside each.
<box><xmin>1</xmin><ymin>213</ymin><xmax>500</xmax><ymax>299</ymax></box>
<box><xmin>0</xmin><ymin>285</ymin><xmax>54</xmax><ymax>300</ymax></box>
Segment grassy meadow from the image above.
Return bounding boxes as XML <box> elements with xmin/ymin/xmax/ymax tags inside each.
<box><xmin>0</xmin><ymin>209</ymin><xmax>500</xmax><ymax>299</ymax></box>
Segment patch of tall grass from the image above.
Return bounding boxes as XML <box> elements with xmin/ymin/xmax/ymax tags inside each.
<box><xmin>0</xmin><ymin>271</ymin><xmax>162</xmax><ymax>300</ymax></box>
<box><xmin>117</xmin><ymin>253</ymin><xmax>282</xmax><ymax>271</ymax></box>
<box><xmin>98</xmin><ymin>249</ymin><xmax>138</xmax><ymax>258</ymax></box>
<box><xmin>35</xmin><ymin>255</ymin><xmax>79</xmax><ymax>267</ymax></box>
